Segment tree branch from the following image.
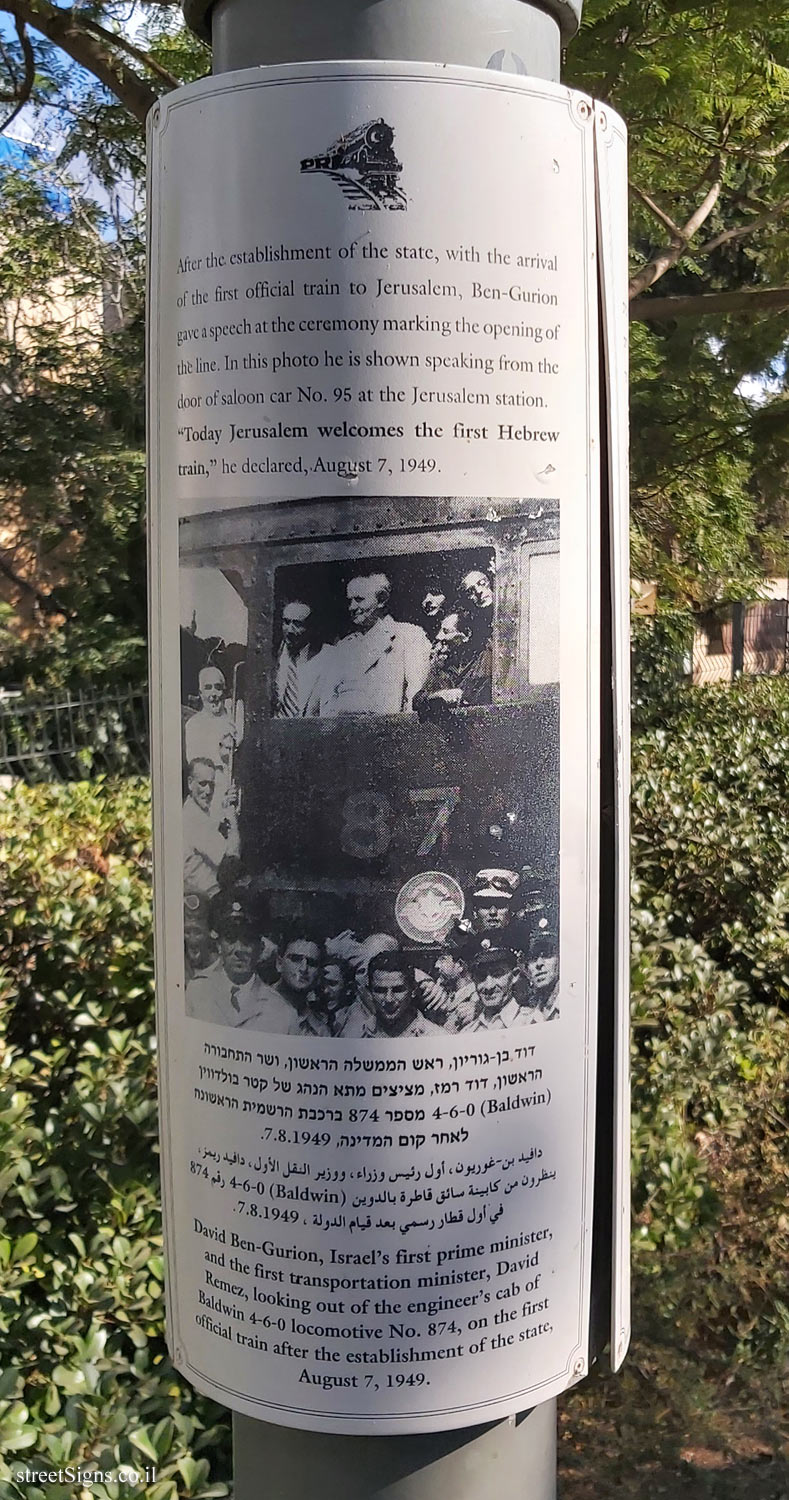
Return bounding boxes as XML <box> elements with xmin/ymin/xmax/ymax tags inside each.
<box><xmin>629</xmin><ymin>182</ymin><xmax>683</xmax><ymax>239</ymax></box>
<box><xmin>5</xmin><ymin>0</ymin><xmax>161</xmax><ymax>123</ymax></box>
<box><xmin>77</xmin><ymin>13</ymin><xmax>181</xmax><ymax>90</ymax></box>
<box><xmin>0</xmin><ymin>15</ymin><xmax>33</xmax><ymax>98</ymax></box>
<box><xmin>628</xmin><ymin>170</ymin><xmax>723</xmax><ymax>298</ymax></box>
<box><xmin>630</xmin><ymin>287</ymin><xmax>789</xmax><ymax>321</ymax></box>
<box><xmin>0</xmin><ymin>16</ymin><xmax>34</xmax><ymax>131</ymax></box>
<box><xmin>638</xmin><ymin>115</ymin><xmax>789</xmax><ymax>162</ymax></box>
<box><xmin>698</xmin><ymin>196</ymin><xmax>789</xmax><ymax>256</ymax></box>
<box><xmin>0</xmin><ymin>549</ymin><xmax>72</xmax><ymax>618</ymax></box>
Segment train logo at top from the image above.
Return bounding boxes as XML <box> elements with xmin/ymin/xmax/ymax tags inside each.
<box><xmin>300</xmin><ymin>120</ymin><xmax>407</xmax><ymax>210</ymax></box>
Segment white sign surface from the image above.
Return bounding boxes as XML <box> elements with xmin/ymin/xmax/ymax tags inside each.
<box><xmin>148</xmin><ymin>61</ymin><xmax>618</xmax><ymax>1435</ymax></box>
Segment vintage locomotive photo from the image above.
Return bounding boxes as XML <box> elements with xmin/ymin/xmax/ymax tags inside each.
<box><xmin>179</xmin><ymin>494</ymin><xmax>560</xmax><ymax>1037</ymax></box>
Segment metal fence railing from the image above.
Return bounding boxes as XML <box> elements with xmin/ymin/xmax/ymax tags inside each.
<box><xmin>0</xmin><ymin>684</ymin><xmax>150</xmax><ymax>783</ymax></box>
<box><xmin>692</xmin><ymin>601</ymin><xmax>789</xmax><ymax>685</ymax></box>
<box><xmin>634</xmin><ymin>603</ymin><xmax>789</xmax><ymax>696</ymax></box>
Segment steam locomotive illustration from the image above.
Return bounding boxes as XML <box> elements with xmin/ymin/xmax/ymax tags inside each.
<box><xmin>301</xmin><ymin>119</ymin><xmax>407</xmax><ymax>209</ymax></box>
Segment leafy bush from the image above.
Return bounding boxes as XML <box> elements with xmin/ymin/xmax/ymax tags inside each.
<box><xmin>631</xmin><ymin>613</ymin><xmax>694</xmax><ymax>732</ymax></box>
<box><xmin>633</xmin><ymin>675</ymin><xmax>789</xmax><ymax>1008</ymax></box>
<box><xmin>631</xmin><ymin>677</ymin><xmax>789</xmax><ymax>1374</ymax></box>
<box><xmin>0</xmin><ymin>779</ymin><xmax>230</xmax><ymax>1500</ymax></box>
<box><xmin>631</xmin><ymin>901</ymin><xmax>789</xmax><ymax>1368</ymax></box>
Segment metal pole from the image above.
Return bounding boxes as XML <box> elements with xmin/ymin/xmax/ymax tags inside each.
<box><xmin>180</xmin><ymin>2</ymin><xmax>584</xmax><ymax>1494</ymax></box>
<box><xmin>732</xmin><ymin>601</ymin><xmax>745</xmax><ymax>679</ymax></box>
<box><xmin>194</xmin><ymin>0</ymin><xmax>580</xmax><ymax>82</ymax></box>
<box><xmin>233</xmin><ymin>1401</ymin><xmax>558</xmax><ymax>1500</ymax></box>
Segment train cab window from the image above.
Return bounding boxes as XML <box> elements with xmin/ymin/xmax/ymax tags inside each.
<box><xmin>179</xmin><ymin>500</ymin><xmax>559</xmax><ymax>728</ymax></box>
<box><xmin>271</xmin><ymin>548</ymin><xmax>496</xmax><ymax>719</ymax></box>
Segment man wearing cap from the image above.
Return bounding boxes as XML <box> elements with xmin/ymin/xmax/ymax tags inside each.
<box><xmin>364</xmin><ymin>951</ymin><xmax>443</xmax><ymax>1039</ymax></box>
<box><xmin>469</xmin><ymin>868</ymin><xmax>520</xmax><ymax>933</ymax></box>
<box><xmin>517</xmin><ymin>866</ymin><xmax>553</xmax><ymax>950</ymax></box>
<box><xmin>185</xmin><ymin>894</ymin><xmax>297</xmax><ymax>1031</ymax></box>
<box><xmin>522</xmin><ymin>930</ymin><xmax>560</xmax><ymax>1023</ymax></box>
<box><xmin>467</xmin><ymin>942</ymin><xmax>533</xmax><ymax>1031</ymax></box>
<box><xmin>183</xmin><ymin>892</ymin><xmax>217</xmax><ymax>984</ymax></box>
<box><xmin>450</xmin><ymin>867</ymin><xmax>528</xmax><ymax>962</ymax></box>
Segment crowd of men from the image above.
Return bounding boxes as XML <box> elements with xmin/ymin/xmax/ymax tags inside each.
<box><xmin>272</xmin><ymin>562</ymin><xmax>495</xmax><ymax>718</ymax></box>
<box><xmin>183</xmin><ymin>865</ymin><xmax>559</xmax><ymax>1037</ymax></box>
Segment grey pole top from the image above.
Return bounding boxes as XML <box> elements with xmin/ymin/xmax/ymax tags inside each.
<box><xmin>184</xmin><ymin>0</ymin><xmax>583</xmax><ymax>55</ymax></box>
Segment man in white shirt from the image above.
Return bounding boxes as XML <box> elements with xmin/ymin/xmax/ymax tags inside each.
<box><xmin>186</xmin><ymin>895</ymin><xmax>297</xmax><ymax>1032</ymax></box>
<box><xmin>184</xmin><ymin>665</ymin><xmax>242</xmax><ymax>807</ymax></box>
<box><xmin>364</xmin><ymin>951</ymin><xmax>442</xmax><ymax>1039</ymax></box>
<box><xmin>305</xmin><ymin>573</ymin><xmax>431</xmax><ymax>717</ymax></box>
<box><xmin>274</xmin><ymin>599</ymin><xmax>320</xmax><ymax>718</ymax></box>
<box><xmin>182</xmin><ymin>757</ymin><xmax>240</xmax><ymax>897</ymax></box>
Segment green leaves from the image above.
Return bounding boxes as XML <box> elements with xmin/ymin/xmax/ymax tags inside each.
<box><xmin>567</xmin><ymin>2</ymin><xmax>789</xmax><ymax>607</ymax></box>
<box><xmin>129</xmin><ymin>1429</ymin><xmax>160</xmax><ymax>1464</ymax></box>
<box><xmin>0</xmin><ymin>705</ymin><xmax>785</xmax><ymax>1484</ymax></box>
<box><xmin>631</xmin><ymin>677</ymin><xmax>789</xmax><ymax>1367</ymax></box>
<box><xmin>10</xmin><ymin>1233</ymin><xmax>37</xmax><ymax>1263</ymax></box>
<box><xmin>633</xmin><ymin>676</ymin><xmax>789</xmax><ymax>1005</ymax></box>
<box><xmin>0</xmin><ymin>1402</ymin><xmax>37</xmax><ymax>1452</ymax></box>
<box><xmin>0</xmin><ymin>778</ymin><xmax>231</xmax><ymax>1493</ymax></box>
<box><xmin>0</xmin><ymin>164</ymin><xmax>147</xmax><ymax>692</ymax></box>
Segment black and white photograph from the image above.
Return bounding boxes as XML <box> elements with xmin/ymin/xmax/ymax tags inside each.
<box><xmin>179</xmin><ymin>494</ymin><xmax>560</xmax><ymax>1036</ymax></box>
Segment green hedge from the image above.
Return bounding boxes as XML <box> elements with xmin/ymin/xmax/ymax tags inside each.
<box><xmin>0</xmin><ymin>780</ymin><xmax>230</xmax><ymax>1500</ymax></box>
<box><xmin>631</xmin><ymin>677</ymin><xmax>789</xmax><ymax>1371</ymax></box>
<box><xmin>633</xmin><ymin>676</ymin><xmax>789</xmax><ymax>1008</ymax></box>
<box><xmin>0</xmin><ymin>680</ymin><xmax>788</xmax><ymax>1491</ymax></box>
<box><xmin>631</xmin><ymin>902</ymin><xmax>789</xmax><ymax>1365</ymax></box>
